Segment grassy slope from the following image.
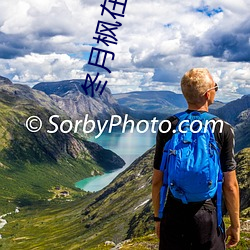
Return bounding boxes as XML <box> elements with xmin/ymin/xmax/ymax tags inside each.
<box><xmin>1</xmin><ymin>203</ymin><xmax>249</xmax><ymax>250</ymax></box>
<box><xmin>0</xmin><ymin>199</ymin><xmax>89</xmax><ymax>250</ymax></box>
<box><xmin>1</xmin><ymin>148</ymin><xmax>249</xmax><ymax>249</ymax></box>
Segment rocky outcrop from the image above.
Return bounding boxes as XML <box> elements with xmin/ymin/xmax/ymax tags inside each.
<box><xmin>33</xmin><ymin>80</ymin><xmax>123</xmax><ymax>123</ymax></box>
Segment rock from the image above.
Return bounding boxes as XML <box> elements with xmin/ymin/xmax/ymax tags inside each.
<box><xmin>105</xmin><ymin>240</ymin><xmax>116</xmax><ymax>247</ymax></box>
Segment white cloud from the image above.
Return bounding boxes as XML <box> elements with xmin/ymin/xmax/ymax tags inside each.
<box><xmin>0</xmin><ymin>53</ymin><xmax>87</xmax><ymax>86</ymax></box>
<box><xmin>0</xmin><ymin>0</ymin><xmax>249</xmax><ymax>101</ymax></box>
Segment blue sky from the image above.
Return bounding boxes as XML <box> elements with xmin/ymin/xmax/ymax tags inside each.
<box><xmin>0</xmin><ymin>0</ymin><xmax>249</xmax><ymax>102</ymax></box>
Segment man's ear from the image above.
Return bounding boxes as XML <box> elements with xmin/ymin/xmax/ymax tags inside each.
<box><xmin>204</xmin><ymin>92</ymin><xmax>209</xmax><ymax>100</ymax></box>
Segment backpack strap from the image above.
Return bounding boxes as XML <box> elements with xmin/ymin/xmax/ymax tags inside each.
<box><xmin>174</xmin><ymin>111</ymin><xmax>189</xmax><ymax>122</ymax></box>
<box><xmin>158</xmin><ymin>113</ymin><xmax>188</xmax><ymax>218</ymax></box>
<box><xmin>200</xmin><ymin>112</ymin><xmax>217</xmax><ymax>120</ymax></box>
<box><xmin>174</xmin><ymin>111</ymin><xmax>218</xmax><ymax>125</ymax></box>
<box><xmin>201</xmin><ymin>112</ymin><xmax>223</xmax><ymax>230</ymax></box>
<box><xmin>200</xmin><ymin>112</ymin><xmax>223</xmax><ymax>229</ymax></box>
<box><xmin>158</xmin><ymin>143</ymin><xmax>171</xmax><ymax>219</ymax></box>
<box><xmin>217</xmin><ymin>169</ymin><xmax>223</xmax><ymax>231</ymax></box>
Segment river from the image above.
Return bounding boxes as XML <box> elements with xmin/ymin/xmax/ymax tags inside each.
<box><xmin>75</xmin><ymin>129</ymin><xmax>156</xmax><ymax>192</ymax></box>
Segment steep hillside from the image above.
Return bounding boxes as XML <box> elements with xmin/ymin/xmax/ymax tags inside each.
<box><xmin>234</xmin><ymin>109</ymin><xmax>250</xmax><ymax>152</ymax></box>
<box><xmin>209</xmin><ymin>94</ymin><xmax>250</xmax><ymax>152</ymax></box>
<box><xmin>0</xmin><ymin>82</ymin><xmax>124</xmax><ymax>212</ymax></box>
<box><xmin>235</xmin><ymin>148</ymin><xmax>250</xmax><ymax>214</ymax></box>
<box><xmin>79</xmin><ymin>147</ymin><xmax>250</xmax><ymax>248</ymax></box>
<box><xmin>33</xmin><ymin>80</ymin><xmax>123</xmax><ymax>122</ymax></box>
<box><xmin>214</xmin><ymin>94</ymin><xmax>250</xmax><ymax>125</ymax></box>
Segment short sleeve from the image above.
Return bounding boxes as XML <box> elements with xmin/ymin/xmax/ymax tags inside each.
<box><xmin>213</xmin><ymin>120</ymin><xmax>237</xmax><ymax>172</ymax></box>
<box><xmin>153</xmin><ymin>116</ymin><xmax>178</xmax><ymax>170</ymax></box>
<box><xmin>219</xmin><ymin>122</ymin><xmax>237</xmax><ymax>172</ymax></box>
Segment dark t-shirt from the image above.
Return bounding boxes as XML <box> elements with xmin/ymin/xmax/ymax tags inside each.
<box><xmin>153</xmin><ymin>110</ymin><xmax>237</xmax><ymax>172</ymax></box>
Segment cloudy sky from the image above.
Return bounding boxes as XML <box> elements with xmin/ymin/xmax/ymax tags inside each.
<box><xmin>0</xmin><ymin>0</ymin><xmax>249</xmax><ymax>102</ymax></box>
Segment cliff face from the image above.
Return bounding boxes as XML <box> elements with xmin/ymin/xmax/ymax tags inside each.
<box><xmin>33</xmin><ymin>80</ymin><xmax>123</xmax><ymax>122</ymax></box>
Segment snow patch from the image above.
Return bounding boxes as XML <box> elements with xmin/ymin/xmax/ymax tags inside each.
<box><xmin>0</xmin><ymin>219</ymin><xmax>7</xmax><ymax>229</ymax></box>
<box><xmin>134</xmin><ymin>199</ymin><xmax>150</xmax><ymax>210</ymax></box>
<box><xmin>138</xmin><ymin>185</ymin><xmax>145</xmax><ymax>190</ymax></box>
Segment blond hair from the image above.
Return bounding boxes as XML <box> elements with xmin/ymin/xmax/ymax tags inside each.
<box><xmin>181</xmin><ymin>68</ymin><xmax>214</xmax><ymax>104</ymax></box>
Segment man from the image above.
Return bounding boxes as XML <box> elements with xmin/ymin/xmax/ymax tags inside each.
<box><xmin>152</xmin><ymin>68</ymin><xmax>240</xmax><ymax>249</ymax></box>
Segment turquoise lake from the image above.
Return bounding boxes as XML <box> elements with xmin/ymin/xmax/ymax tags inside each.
<box><xmin>75</xmin><ymin>129</ymin><xmax>156</xmax><ymax>192</ymax></box>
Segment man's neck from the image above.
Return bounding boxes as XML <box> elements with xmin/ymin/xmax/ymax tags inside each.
<box><xmin>187</xmin><ymin>103</ymin><xmax>209</xmax><ymax>112</ymax></box>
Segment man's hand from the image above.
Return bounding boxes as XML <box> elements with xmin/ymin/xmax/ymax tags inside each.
<box><xmin>155</xmin><ymin>221</ymin><xmax>161</xmax><ymax>239</ymax></box>
<box><xmin>225</xmin><ymin>225</ymin><xmax>240</xmax><ymax>248</ymax></box>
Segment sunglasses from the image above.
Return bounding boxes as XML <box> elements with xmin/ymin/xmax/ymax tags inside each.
<box><xmin>203</xmin><ymin>83</ymin><xmax>218</xmax><ymax>95</ymax></box>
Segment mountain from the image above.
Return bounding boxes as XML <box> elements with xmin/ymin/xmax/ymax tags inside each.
<box><xmin>0</xmin><ymin>76</ymin><xmax>12</xmax><ymax>85</ymax></box>
<box><xmin>0</xmin><ymin>79</ymin><xmax>125</xmax><ymax>212</ymax></box>
<box><xmin>114</xmin><ymin>91</ymin><xmax>225</xmax><ymax>120</ymax></box>
<box><xmin>33</xmin><ymin>80</ymin><xmax>123</xmax><ymax>123</ymax></box>
<box><xmin>213</xmin><ymin>94</ymin><xmax>250</xmax><ymax>125</ymax></box>
<box><xmin>114</xmin><ymin>91</ymin><xmax>186</xmax><ymax>119</ymax></box>
<box><xmin>209</xmin><ymin>100</ymin><xmax>225</xmax><ymax>110</ymax></box>
<box><xmin>212</xmin><ymin>94</ymin><xmax>250</xmax><ymax>152</ymax></box>
<box><xmin>234</xmin><ymin>109</ymin><xmax>250</xmax><ymax>152</ymax></box>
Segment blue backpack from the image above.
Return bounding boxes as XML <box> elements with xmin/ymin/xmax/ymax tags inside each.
<box><xmin>158</xmin><ymin>111</ymin><xmax>223</xmax><ymax>228</ymax></box>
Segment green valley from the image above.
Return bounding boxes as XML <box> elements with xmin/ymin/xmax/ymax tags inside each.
<box><xmin>0</xmin><ymin>147</ymin><xmax>249</xmax><ymax>249</ymax></box>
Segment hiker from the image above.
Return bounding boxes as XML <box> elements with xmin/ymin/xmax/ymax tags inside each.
<box><xmin>152</xmin><ymin>68</ymin><xmax>240</xmax><ymax>250</ymax></box>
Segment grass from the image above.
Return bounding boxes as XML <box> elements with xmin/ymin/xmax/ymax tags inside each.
<box><xmin>0</xmin><ymin>198</ymin><xmax>89</xmax><ymax>250</ymax></box>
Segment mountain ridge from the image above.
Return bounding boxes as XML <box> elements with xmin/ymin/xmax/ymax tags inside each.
<box><xmin>33</xmin><ymin>79</ymin><xmax>124</xmax><ymax>123</ymax></box>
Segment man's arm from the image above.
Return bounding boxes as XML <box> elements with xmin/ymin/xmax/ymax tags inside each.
<box><xmin>152</xmin><ymin>117</ymin><xmax>176</xmax><ymax>239</ymax></box>
<box><xmin>223</xmin><ymin>170</ymin><xmax>240</xmax><ymax>248</ymax></box>
<box><xmin>152</xmin><ymin>169</ymin><xmax>163</xmax><ymax>238</ymax></box>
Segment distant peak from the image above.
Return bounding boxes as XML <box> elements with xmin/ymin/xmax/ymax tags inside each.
<box><xmin>0</xmin><ymin>76</ymin><xmax>12</xmax><ymax>85</ymax></box>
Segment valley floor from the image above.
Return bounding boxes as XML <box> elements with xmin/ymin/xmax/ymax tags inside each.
<box><xmin>0</xmin><ymin>198</ymin><xmax>249</xmax><ymax>250</ymax></box>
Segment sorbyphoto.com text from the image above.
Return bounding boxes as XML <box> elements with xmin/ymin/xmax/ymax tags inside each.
<box><xmin>25</xmin><ymin>114</ymin><xmax>224</xmax><ymax>138</ymax></box>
